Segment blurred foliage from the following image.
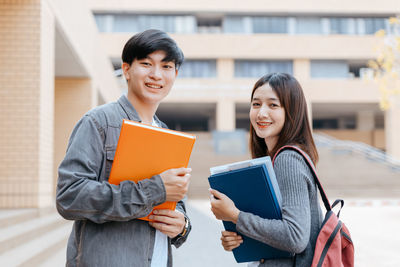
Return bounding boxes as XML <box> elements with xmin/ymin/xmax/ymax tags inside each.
<box><xmin>368</xmin><ymin>16</ymin><xmax>400</xmax><ymax>110</ymax></box>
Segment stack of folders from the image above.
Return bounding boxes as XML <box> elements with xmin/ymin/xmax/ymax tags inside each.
<box><xmin>208</xmin><ymin>156</ymin><xmax>293</xmax><ymax>263</ymax></box>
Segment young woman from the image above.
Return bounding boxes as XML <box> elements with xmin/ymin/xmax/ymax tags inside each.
<box><xmin>209</xmin><ymin>73</ymin><xmax>323</xmax><ymax>267</ymax></box>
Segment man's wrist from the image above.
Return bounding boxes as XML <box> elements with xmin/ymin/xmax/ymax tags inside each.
<box><xmin>178</xmin><ymin>214</ymin><xmax>190</xmax><ymax>237</ymax></box>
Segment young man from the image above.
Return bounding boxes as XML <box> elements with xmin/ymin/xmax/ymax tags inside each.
<box><xmin>56</xmin><ymin>29</ymin><xmax>192</xmax><ymax>267</ymax></box>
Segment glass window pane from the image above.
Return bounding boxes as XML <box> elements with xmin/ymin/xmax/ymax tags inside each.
<box><xmin>234</xmin><ymin>60</ymin><xmax>293</xmax><ymax>78</ymax></box>
<box><xmin>111</xmin><ymin>14</ymin><xmax>197</xmax><ymax>33</ymax></box>
<box><xmin>310</xmin><ymin>60</ymin><xmax>349</xmax><ymax>78</ymax></box>
<box><xmin>178</xmin><ymin>60</ymin><xmax>217</xmax><ymax>78</ymax></box>
<box><xmin>175</xmin><ymin>16</ymin><xmax>196</xmax><ymax>33</ymax></box>
<box><xmin>296</xmin><ymin>17</ymin><xmax>322</xmax><ymax>34</ymax></box>
<box><xmin>113</xmin><ymin>15</ymin><xmax>138</xmax><ymax>32</ymax></box>
<box><xmin>252</xmin><ymin>17</ymin><xmax>287</xmax><ymax>33</ymax></box>
<box><xmin>94</xmin><ymin>15</ymin><xmax>114</xmax><ymax>32</ymax></box>
<box><xmin>364</xmin><ymin>18</ymin><xmax>386</xmax><ymax>34</ymax></box>
<box><xmin>224</xmin><ymin>16</ymin><xmax>246</xmax><ymax>33</ymax></box>
<box><xmin>330</xmin><ymin>18</ymin><xmax>351</xmax><ymax>34</ymax></box>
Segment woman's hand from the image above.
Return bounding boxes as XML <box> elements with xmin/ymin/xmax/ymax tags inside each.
<box><xmin>221</xmin><ymin>231</ymin><xmax>243</xmax><ymax>251</ymax></box>
<box><xmin>209</xmin><ymin>188</ymin><xmax>240</xmax><ymax>223</ymax></box>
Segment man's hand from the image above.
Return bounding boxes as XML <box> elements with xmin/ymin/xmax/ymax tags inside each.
<box><xmin>148</xmin><ymin>209</ymin><xmax>186</xmax><ymax>238</ymax></box>
<box><xmin>160</xmin><ymin>168</ymin><xmax>191</xmax><ymax>202</ymax></box>
<box><xmin>209</xmin><ymin>188</ymin><xmax>240</xmax><ymax>223</ymax></box>
<box><xmin>221</xmin><ymin>231</ymin><xmax>243</xmax><ymax>251</ymax></box>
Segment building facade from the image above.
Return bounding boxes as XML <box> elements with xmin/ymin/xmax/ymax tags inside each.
<box><xmin>90</xmin><ymin>0</ymin><xmax>400</xmax><ymax>157</ymax></box>
<box><xmin>1</xmin><ymin>0</ymin><xmax>400</xmax><ymax>208</ymax></box>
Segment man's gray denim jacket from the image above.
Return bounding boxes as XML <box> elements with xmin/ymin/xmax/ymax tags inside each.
<box><xmin>56</xmin><ymin>95</ymin><xmax>190</xmax><ymax>267</ymax></box>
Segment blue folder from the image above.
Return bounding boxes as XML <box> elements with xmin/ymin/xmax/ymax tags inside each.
<box><xmin>208</xmin><ymin>156</ymin><xmax>293</xmax><ymax>263</ymax></box>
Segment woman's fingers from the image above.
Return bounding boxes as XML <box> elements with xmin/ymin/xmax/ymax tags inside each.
<box><xmin>221</xmin><ymin>230</ymin><xmax>237</xmax><ymax>237</ymax></box>
<box><xmin>209</xmin><ymin>188</ymin><xmax>227</xmax><ymax>200</ymax></box>
<box><xmin>222</xmin><ymin>239</ymin><xmax>242</xmax><ymax>246</ymax></box>
<box><xmin>221</xmin><ymin>236</ymin><xmax>241</xmax><ymax>243</ymax></box>
<box><xmin>221</xmin><ymin>231</ymin><xmax>243</xmax><ymax>251</ymax></box>
<box><xmin>223</xmin><ymin>241</ymin><xmax>242</xmax><ymax>251</ymax></box>
<box><xmin>221</xmin><ymin>231</ymin><xmax>242</xmax><ymax>240</ymax></box>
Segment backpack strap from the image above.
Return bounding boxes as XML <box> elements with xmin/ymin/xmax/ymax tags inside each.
<box><xmin>272</xmin><ymin>145</ymin><xmax>331</xmax><ymax>212</ymax></box>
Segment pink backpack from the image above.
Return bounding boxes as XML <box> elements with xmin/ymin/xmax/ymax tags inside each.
<box><xmin>273</xmin><ymin>146</ymin><xmax>354</xmax><ymax>267</ymax></box>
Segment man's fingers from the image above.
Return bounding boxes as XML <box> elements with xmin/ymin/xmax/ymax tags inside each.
<box><xmin>173</xmin><ymin>167</ymin><xmax>192</xmax><ymax>176</ymax></box>
<box><xmin>152</xmin><ymin>209</ymin><xmax>180</xmax><ymax>218</ymax></box>
<box><xmin>149</xmin><ymin>215</ymin><xmax>175</xmax><ymax>224</ymax></box>
<box><xmin>149</xmin><ymin>221</ymin><xmax>173</xmax><ymax>232</ymax></box>
<box><xmin>150</xmin><ymin>210</ymin><xmax>184</xmax><ymax>223</ymax></box>
<box><xmin>149</xmin><ymin>221</ymin><xmax>181</xmax><ymax>238</ymax></box>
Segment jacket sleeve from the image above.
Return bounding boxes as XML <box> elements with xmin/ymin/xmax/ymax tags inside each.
<box><xmin>56</xmin><ymin>114</ymin><xmax>166</xmax><ymax>224</ymax></box>
<box><xmin>235</xmin><ymin>151</ymin><xmax>312</xmax><ymax>254</ymax></box>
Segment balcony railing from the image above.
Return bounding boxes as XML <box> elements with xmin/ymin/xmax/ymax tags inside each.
<box><xmin>314</xmin><ymin>132</ymin><xmax>400</xmax><ymax>171</ymax></box>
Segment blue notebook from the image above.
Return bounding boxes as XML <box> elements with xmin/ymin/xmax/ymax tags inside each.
<box><xmin>208</xmin><ymin>156</ymin><xmax>293</xmax><ymax>263</ymax></box>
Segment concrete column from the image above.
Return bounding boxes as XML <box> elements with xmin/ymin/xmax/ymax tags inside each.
<box><xmin>38</xmin><ymin>0</ymin><xmax>56</xmax><ymax>207</ymax></box>
<box><xmin>357</xmin><ymin>110</ymin><xmax>375</xmax><ymax>131</ymax></box>
<box><xmin>217</xmin><ymin>58</ymin><xmax>234</xmax><ymax>80</ymax></box>
<box><xmin>294</xmin><ymin>59</ymin><xmax>313</xmax><ymax>129</ymax></box>
<box><xmin>54</xmin><ymin>78</ymin><xmax>94</xmax><ymax>194</ymax></box>
<box><xmin>385</xmin><ymin>102</ymin><xmax>400</xmax><ymax>159</ymax></box>
<box><xmin>293</xmin><ymin>59</ymin><xmax>310</xmax><ymax>82</ymax></box>
<box><xmin>0</xmin><ymin>0</ymin><xmax>55</xmax><ymax>208</ymax></box>
<box><xmin>216</xmin><ymin>100</ymin><xmax>235</xmax><ymax>131</ymax></box>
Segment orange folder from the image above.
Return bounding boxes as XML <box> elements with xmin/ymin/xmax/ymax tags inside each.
<box><xmin>108</xmin><ymin>119</ymin><xmax>196</xmax><ymax>221</ymax></box>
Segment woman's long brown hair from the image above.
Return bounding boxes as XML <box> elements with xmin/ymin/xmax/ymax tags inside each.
<box><xmin>249</xmin><ymin>73</ymin><xmax>319</xmax><ymax>165</ymax></box>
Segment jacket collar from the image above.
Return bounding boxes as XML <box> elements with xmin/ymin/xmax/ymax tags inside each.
<box><xmin>117</xmin><ymin>94</ymin><xmax>164</xmax><ymax>127</ymax></box>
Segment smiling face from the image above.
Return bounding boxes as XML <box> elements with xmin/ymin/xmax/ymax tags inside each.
<box><xmin>249</xmin><ymin>83</ymin><xmax>285</xmax><ymax>151</ymax></box>
<box><xmin>123</xmin><ymin>50</ymin><xmax>178</xmax><ymax>106</ymax></box>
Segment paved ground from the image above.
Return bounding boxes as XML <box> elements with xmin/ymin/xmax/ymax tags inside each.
<box><xmin>172</xmin><ymin>198</ymin><xmax>400</xmax><ymax>267</ymax></box>
<box><xmin>40</xmin><ymin>198</ymin><xmax>400</xmax><ymax>267</ymax></box>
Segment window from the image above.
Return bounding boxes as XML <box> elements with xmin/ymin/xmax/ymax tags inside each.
<box><xmin>224</xmin><ymin>16</ymin><xmax>287</xmax><ymax>34</ymax></box>
<box><xmin>94</xmin><ymin>14</ymin><xmax>196</xmax><ymax>33</ymax></box>
<box><xmin>197</xmin><ymin>16</ymin><xmax>222</xmax><ymax>33</ymax></box>
<box><xmin>348</xmin><ymin>61</ymin><xmax>369</xmax><ymax>78</ymax></box>
<box><xmin>113</xmin><ymin>15</ymin><xmax>138</xmax><ymax>32</ymax></box>
<box><xmin>329</xmin><ymin>18</ymin><xmax>356</xmax><ymax>34</ymax></box>
<box><xmin>252</xmin><ymin>17</ymin><xmax>287</xmax><ymax>33</ymax></box>
<box><xmin>178</xmin><ymin>60</ymin><xmax>217</xmax><ymax>78</ymax></box>
<box><xmin>310</xmin><ymin>60</ymin><xmax>349</xmax><ymax>79</ymax></box>
<box><xmin>313</xmin><ymin>119</ymin><xmax>339</xmax><ymax>129</ymax></box>
<box><xmin>94</xmin><ymin>13</ymin><xmax>390</xmax><ymax>36</ymax></box>
<box><xmin>223</xmin><ymin>16</ymin><xmax>252</xmax><ymax>33</ymax></box>
<box><xmin>94</xmin><ymin>14</ymin><xmax>113</xmax><ymax>32</ymax></box>
<box><xmin>364</xmin><ymin>18</ymin><xmax>386</xmax><ymax>34</ymax></box>
<box><xmin>234</xmin><ymin>60</ymin><xmax>293</xmax><ymax>78</ymax></box>
<box><xmin>296</xmin><ymin>17</ymin><xmax>322</xmax><ymax>34</ymax></box>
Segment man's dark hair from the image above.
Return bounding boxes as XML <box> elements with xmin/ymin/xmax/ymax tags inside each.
<box><xmin>121</xmin><ymin>29</ymin><xmax>184</xmax><ymax>69</ymax></box>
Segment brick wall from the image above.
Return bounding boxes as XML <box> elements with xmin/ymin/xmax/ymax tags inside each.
<box><xmin>0</xmin><ymin>0</ymin><xmax>54</xmax><ymax>208</ymax></box>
